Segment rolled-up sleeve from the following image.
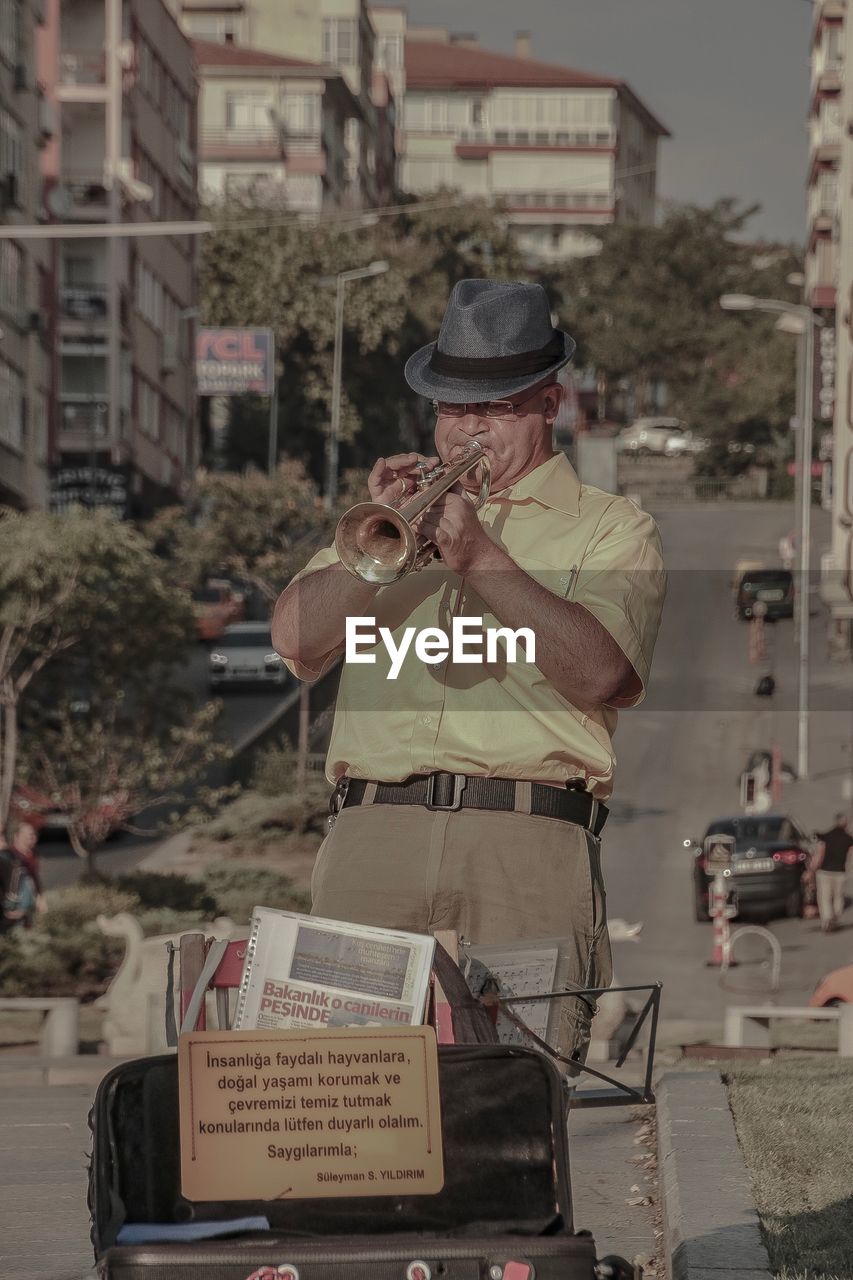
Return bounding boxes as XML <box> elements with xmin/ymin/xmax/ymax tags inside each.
<box><xmin>279</xmin><ymin>543</ymin><xmax>344</xmax><ymax>682</ymax></box>
<box><xmin>573</xmin><ymin>499</ymin><xmax>666</xmax><ymax>707</ymax></box>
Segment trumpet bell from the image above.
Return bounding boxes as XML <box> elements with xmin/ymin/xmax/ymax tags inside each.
<box><xmin>335</xmin><ymin>502</ymin><xmax>419</xmax><ymax>585</ymax></box>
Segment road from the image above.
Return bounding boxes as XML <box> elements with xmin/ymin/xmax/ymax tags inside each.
<box><xmin>606</xmin><ymin>500</ymin><xmax>853</xmax><ymax>1023</ymax></box>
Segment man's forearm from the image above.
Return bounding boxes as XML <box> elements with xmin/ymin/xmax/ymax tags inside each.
<box><xmin>272</xmin><ymin>564</ymin><xmax>379</xmax><ymax>665</ymax></box>
<box><xmin>466</xmin><ymin>540</ymin><xmax>633</xmax><ymax>709</ymax></box>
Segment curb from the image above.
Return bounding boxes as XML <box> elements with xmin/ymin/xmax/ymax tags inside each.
<box><xmin>656</xmin><ymin>1071</ymin><xmax>772</xmax><ymax>1280</ymax></box>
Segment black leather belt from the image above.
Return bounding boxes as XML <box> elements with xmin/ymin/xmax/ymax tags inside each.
<box><xmin>337</xmin><ymin>772</ymin><xmax>607</xmax><ymax>836</ymax></box>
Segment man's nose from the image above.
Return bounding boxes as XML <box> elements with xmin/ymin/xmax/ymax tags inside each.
<box><xmin>458</xmin><ymin>410</ymin><xmax>488</xmax><ymax>435</ymax></box>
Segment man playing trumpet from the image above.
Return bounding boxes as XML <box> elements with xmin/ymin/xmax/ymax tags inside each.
<box><xmin>273</xmin><ymin>278</ymin><xmax>666</xmax><ymax>1060</ymax></box>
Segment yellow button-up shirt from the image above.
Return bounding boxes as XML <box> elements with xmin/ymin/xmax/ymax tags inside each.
<box><xmin>284</xmin><ymin>452</ymin><xmax>666</xmax><ymax>800</ymax></box>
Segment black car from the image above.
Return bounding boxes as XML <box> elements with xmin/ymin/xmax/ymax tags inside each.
<box><xmin>691</xmin><ymin>814</ymin><xmax>813</xmax><ymax>921</ymax></box>
<box><xmin>736</xmin><ymin>568</ymin><xmax>794</xmax><ymax>620</ymax></box>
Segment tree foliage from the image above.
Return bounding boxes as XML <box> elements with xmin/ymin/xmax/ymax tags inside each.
<box><xmin>549</xmin><ymin>200</ymin><xmax>803</xmax><ymax>472</ymax></box>
<box><xmin>146</xmin><ymin>459</ymin><xmax>335</xmax><ymax>604</ymax></box>
<box><xmin>0</xmin><ymin>509</ymin><xmax>198</xmax><ymax>832</ymax></box>
<box><xmin>198</xmin><ymin>195</ymin><xmax>525</xmax><ymax>474</ymax></box>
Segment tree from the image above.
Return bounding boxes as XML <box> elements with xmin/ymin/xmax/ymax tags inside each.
<box><xmin>198</xmin><ymin>195</ymin><xmax>526</xmax><ymax>475</ymax></box>
<box><xmin>0</xmin><ymin>508</ymin><xmax>197</xmax><ymax>834</ymax></box>
<box><xmin>146</xmin><ymin>459</ymin><xmax>334</xmax><ymax>606</ymax></box>
<box><xmin>550</xmin><ymin>200</ymin><xmax>802</xmax><ymax>470</ymax></box>
<box><xmin>16</xmin><ymin>699</ymin><xmax>230</xmax><ymax>877</ymax></box>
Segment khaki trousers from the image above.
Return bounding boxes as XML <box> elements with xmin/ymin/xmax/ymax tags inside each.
<box><xmin>311</xmin><ymin>802</ymin><xmax>613</xmax><ymax>1062</ymax></box>
<box><xmin>816</xmin><ymin>870</ymin><xmax>846</xmax><ymax>925</ymax></box>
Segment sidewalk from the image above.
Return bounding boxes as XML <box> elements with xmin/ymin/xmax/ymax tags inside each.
<box><xmin>2</xmin><ymin>1058</ymin><xmax>657</xmax><ymax>1280</ymax></box>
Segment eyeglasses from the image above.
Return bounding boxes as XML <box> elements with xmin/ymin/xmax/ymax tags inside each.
<box><xmin>432</xmin><ymin>384</ymin><xmax>550</xmax><ymax>420</ymax></box>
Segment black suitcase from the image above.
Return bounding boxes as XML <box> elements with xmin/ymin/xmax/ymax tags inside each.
<box><xmin>89</xmin><ymin>1044</ymin><xmax>603</xmax><ymax>1279</ymax></box>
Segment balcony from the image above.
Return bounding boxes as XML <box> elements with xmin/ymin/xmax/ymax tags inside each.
<box><xmin>60</xmin><ymin>171</ymin><xmax>110</xmax><ymax>219</ymax></box>
<box><xmin>200</xmin><ymin>127</ymin><xmax>284</xmax><ymax>161</ymax></box>
<box><xmin>59</xmin><ymin>50</ymin><xmax>106</xmax><ymax>86</ymax></box>
<box><xmin>58</xmin><ymin>398</ymin><xmax>110</xmax><ymax>450</ymax></box>
<box><xmin>497</xmin><ymin>190</ymin><xmax>613</xmax><ymax>212</ymax></box>
<box><xmin>60</xmin><ymin>283</ymin><xmax>108</xmax><ymax>320</ymax></box>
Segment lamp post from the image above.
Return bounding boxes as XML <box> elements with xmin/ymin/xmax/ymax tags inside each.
<box><xmin>719</xmin><ymin>293</ymin><xmax>824</xmax><ymax>781</ymax></box>
<box><xmin>322</xmin><ymin>260</ymin><xmax>389</xmax><ymax>512</ymax></box>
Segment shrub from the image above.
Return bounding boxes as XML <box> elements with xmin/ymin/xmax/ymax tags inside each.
<box><xmin>198</xmin><ymin>786</ymin><xmax>327</xmax><ymax>844</ymax></box>
<box><xmin>202</xmin><ymin>861</ymin><xmax>310</xmax><ymax>923</ymax></box>
<box><xmin>113</xmin><ymin>870</ymin><xmax>218</xmax><ymax>914</ymax></box>
<box><xmin>251</xmin><ymin>736</ymin><xmax>297</xmax><ymax>796</ymax></box>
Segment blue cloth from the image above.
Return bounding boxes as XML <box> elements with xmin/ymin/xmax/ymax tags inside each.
<box><xmin>116</xmin><ymin>1217</ymin><xmax>270</xmax><ymax>1244</ymax></box>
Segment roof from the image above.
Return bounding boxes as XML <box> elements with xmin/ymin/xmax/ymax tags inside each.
<box><xmin>191</xmin><ymin>39</ymin><xmax>322</xmax><ymax>72</ymax></box>
<box><xmin>405</xmin><ymin>39</ymin><xmax>670</xmax><ymax>137</ymax></box>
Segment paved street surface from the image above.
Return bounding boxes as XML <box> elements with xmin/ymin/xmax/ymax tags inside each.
<box><xmin>2</xmin><ymin>1077</ymin><xmax>655</xmax><ymax>1279</ymax></box>
<box><xmin>607</xmin><ymin>501</ymin><xmax>853</xmax><ymax>1024</ymax></box>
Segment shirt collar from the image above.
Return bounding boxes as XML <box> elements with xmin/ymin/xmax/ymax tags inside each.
<box><xmin>490</xmin><ymin>451</ymin><xmax>581</xmax><ymax>517</ymax></box>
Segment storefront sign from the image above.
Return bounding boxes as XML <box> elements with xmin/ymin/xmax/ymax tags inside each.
<box><xmin>196</xmin><ymin>327</ymin><xmax>274</xmax><ymax>396</ymax></box>
<box><xmin>178</xmin><ymin>1027</ymin><xmax>444</xmax><ymax>1201</ymax></box>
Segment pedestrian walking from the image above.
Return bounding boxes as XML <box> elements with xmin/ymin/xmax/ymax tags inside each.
<box><xmin>8</xmin><ymin>820</ymin><xmax>48</xmax><ymax>925</ymax></box>
<box><xmin>273</xmin><ymin>278</ymin><xmax>667</xmax><ymax>1063</ymax></box>
<box><xmin>813</xmin><ymin>812</ymin><xmax>853</xmax><ymax>932</ymax></box>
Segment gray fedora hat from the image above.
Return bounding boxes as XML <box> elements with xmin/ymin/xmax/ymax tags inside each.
<box><xmin>405</xmin><ymin>278</ymin><xmax>575</xmax><ymax>403</ymax></box>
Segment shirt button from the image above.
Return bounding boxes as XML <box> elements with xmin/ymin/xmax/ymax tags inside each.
<box><xmin>421</xmin><ymin>714</ymin><xmax>432</xmax><ymax>725</ymax></box>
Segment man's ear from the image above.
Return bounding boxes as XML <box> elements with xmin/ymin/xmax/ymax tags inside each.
<box><xmin>543</xmin><ymin>382</ymin><xmax>563</xmax><ymax>423</ymax></box>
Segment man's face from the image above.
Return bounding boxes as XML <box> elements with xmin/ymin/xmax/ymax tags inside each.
<box><xmin>432</xmin><ymin>381</ymin><xmax>562</xmax><ymax>493</ymax></box>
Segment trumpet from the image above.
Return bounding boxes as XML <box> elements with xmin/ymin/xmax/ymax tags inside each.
<box><xmin>335</xmin><ymin>442</ymin><xmax>491</xmax><ymax>584</ymax></box>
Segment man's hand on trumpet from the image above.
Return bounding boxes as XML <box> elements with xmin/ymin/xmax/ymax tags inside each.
<box><xmin>367</xmin><ymin>452</ymin><xmax>439</xmax><ymax>505</ymax></box>
<box><xmin>417</xmin><ymin>485</ymin><xmax>496</xmax><ymax>577</ymax></box>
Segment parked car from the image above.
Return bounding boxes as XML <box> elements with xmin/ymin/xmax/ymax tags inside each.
<box><xmin>810</xmin><ymin>963</ymin><xmax>853</xmax><ymax>1008</ymax></box>
<box><xmin>208</xmin><ymin>622</ymin><xmax>289</xmax><ymax>690</ymax></box>
<box><xmin>689</xmin><ymin>814</ymin><xmax>813</xmax><ymax>921</ymax></box>
<box><xmin>617</xmin><ymin>417</ymin><xmax>689</xmax><ymax>456</ymax></box>
<box><xmin>735</xmin><ymin>567</ymin><xmax>794</xmax><ymax>621</ymax></box>
<box><xmin>193</xmin><ymin>578</ymin><xmax>246</xmax><ymax>642</ymax></box>
<box><xmin>663</xmin><ymin>429</ymin><xmax>708</xmax><ymax>458</ymax></box>
<box><xmin>11</xmin><ymin>782</ymin><xmax>127</xmax><ymax>841</ymax></box>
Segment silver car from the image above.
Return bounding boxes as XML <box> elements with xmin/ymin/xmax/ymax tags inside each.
<box><xmin>208</xmin><ymin>622</ymin><xmax>288</xmax><ymax>690</ymax></box>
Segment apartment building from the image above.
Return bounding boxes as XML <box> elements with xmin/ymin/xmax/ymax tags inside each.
<box><xmin>38</xmin><ymin>0</ymin><xmax>199</xmax><ymax>518</ymax></box>
<box><xmin>367</xmin><ymin>14</ymin><xmax>668</xmax><ymax>262</ymax></box>
<box><xmin>806</xmin><ymin>0</ymin><xmax>843</xmax><ymax>315</ymax></box>
<box><xmin>172</xmin><ymin>0</ymin><xmax>395</xmax><ymax>207</ymax></box>
<box><xmin>194</xmin><ymin>39</ymin><xmax>357</xmax><ymax>212</ymax></box>
<box><xmin>0</xmin><ymin>0</ymin><xmax>51</xmax><ymax>511</ymax></box>
<box><xmin>822</xmin><ymin>0</ymin><xmax>853</xmax><ymax>651</ymax></box>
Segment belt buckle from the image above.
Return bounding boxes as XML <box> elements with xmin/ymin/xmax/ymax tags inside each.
<box><xmin>424</xmin><ymin>772</ymin><xmax>467</xmax><ymax>812</ymax></box>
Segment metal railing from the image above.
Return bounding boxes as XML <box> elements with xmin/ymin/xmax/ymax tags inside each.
<box><xmin>61</xmin><ymin>171</ymin><xmax>109</xmax><ymax>209</ymax></box>
<box><xmin>59</xmin><ymin>50</ymin><xmax>106</xmax><ymax>85</ymax></box>
<box><xmin>497</xmin><ymin>190</ymin><xmax>612</xmax><ymax>210</ymax></box>
<box><xmin>60</xmin><ymin>284</ymin><xmax>108</xmax><ymax>319</ymax></box>
<box><xmin>59</xmin><ymin>401</ymin><xmax>108</xmax><ymax>433</ymax></box>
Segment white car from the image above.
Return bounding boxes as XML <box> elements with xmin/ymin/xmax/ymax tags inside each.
<box><xmin>617</xmin><ymin>417</ymin><xmax>689</xmax><ymax>456</ymax></box>
<box><xmin>663</xmin><ymin>429</ymin><xmax>708</xmax><ymax>457</ymax></box>
<box><xmin>209</xmin><ymin>622</ymin><xmax>288</xmax><ymax>690</ymax></box>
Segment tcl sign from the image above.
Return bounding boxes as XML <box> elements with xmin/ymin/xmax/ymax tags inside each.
<box><xmin>196</xmin><ymin>327</ymin><xmax>274</xmax><ymax>396</ymax></box>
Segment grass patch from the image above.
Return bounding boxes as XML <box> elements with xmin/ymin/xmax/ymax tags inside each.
<box><xmin>723</xmin><ymin>1057</ymin><xmax>853</xmax><ymax>1279</ymax></box>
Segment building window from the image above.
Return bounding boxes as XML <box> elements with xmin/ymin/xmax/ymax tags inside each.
<box><xmin>225</xmin><ymin>91</ymin><xmax>274</xmax><ymax>134</ymax></box>
<box><xmin>0</xmin><ymin>240</ymin><xmax>22</xmax><ymax>315</ymax></box>
<box><xmin>0</xmin><ymin>107</ymin><xmax>24</xmax><ymax>205</ymax></box>
<box><xmin>282</xmin><ymin>92</ymin><xmax>320</xmax><ymax>136</ymax></box>
<box><xmin>0</xmin><ymin>357</ymin><xmax>23</xmax><ymax>452</ymax></box>
<box><xmin>183</xmin><ymin>12</ymin><xmax>244</xmax><ymax>43</ymax></box>
<box><xmin>377</xmin><ymin>33</ymin><xmax>402</xmax><ymax>70</ymax></box>
<box><xmin>137</xmin><ymin>376</ymin><xmax>160</xmax><ymax>440</ymax></box>
<box><xmin>323</xmin><ymin>17</ymin><xmax>357</xmax><ymax>64</ymax></box>
<box><xmin>0</xmin><ymin>0</ymin><xmax>21</xmax><ymax>68</ymax></box>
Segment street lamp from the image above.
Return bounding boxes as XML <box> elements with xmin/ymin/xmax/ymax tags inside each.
<box><xmin>322</xmin><ymin>259</ymin><xmax>389</xmax><ymax>511</ymax></box>
<box><xmin>719</xmin><ymin>292</ymin><xmax>824</xmax><ymax>780</ymax></box>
